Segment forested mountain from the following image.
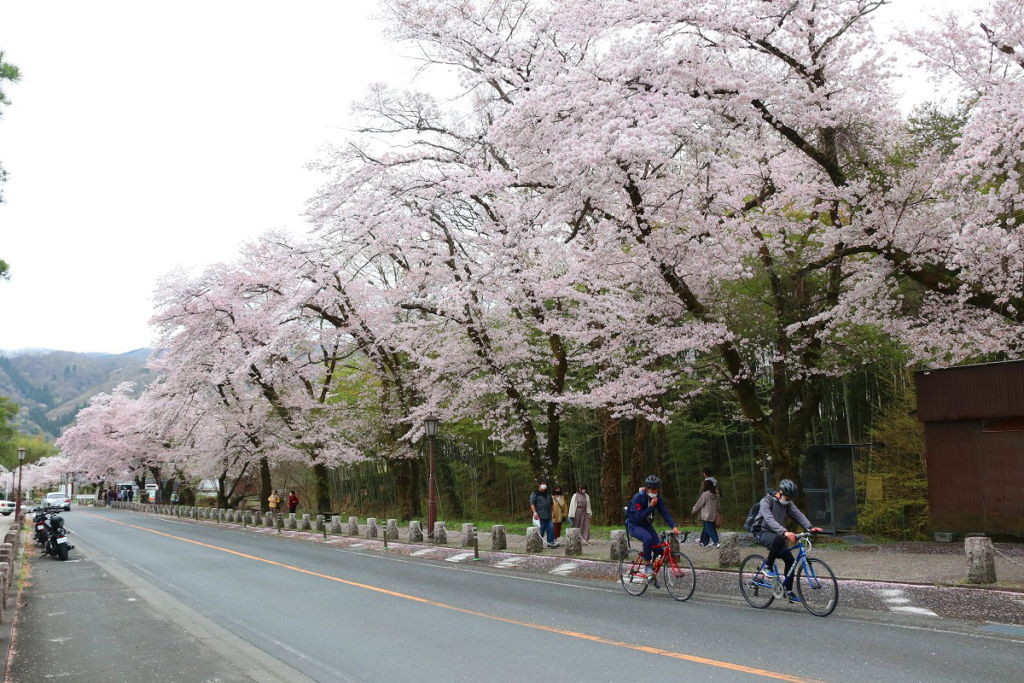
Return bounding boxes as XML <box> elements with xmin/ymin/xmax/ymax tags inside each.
<box><xmin>0</xmin><ymin>348</ymin><xmax>151</xmax><ymax>437</ymax></box>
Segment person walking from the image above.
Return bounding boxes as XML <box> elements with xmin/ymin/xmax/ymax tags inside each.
<box><xmin>530</xmin><ymin>478</ymin><xmax>559</xmax><ymax>548</ymax></box>
<box><xmin>287</xmin><ymin>490</ymin><xmax>299</xmax><ymax>514</ymax></box>
<box><xmin>551</xmin><ymin>486</ymin><xmax>568</xmax><ymax>539</ymax></box>
<box><xmin>268</xmin><ymin>489</ymin><xmax>281</xmax><ymax>514</ymax></box>
<box><xmin>127</xmin><ymin>487</ymin><xmax>134</xmax><ymax>503</ymax></box>
<box><xmin>693</xmin><ymin>479</ymin><xmax>721</xmax><ymax>547</ymax></box>
<box><xmin>569</xmin><ymin>484</ymin><xmax>593</xmax><ymax>543</ymax></box>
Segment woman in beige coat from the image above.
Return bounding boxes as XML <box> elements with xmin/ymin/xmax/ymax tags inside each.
<box><xmin>692</xmin><ymin>479</ymin><xmax>721</xmax><ymax>547</ymax></box>
<box><xmin>551</xmin><ymin>486</ymin><xmax>569</xmax><ymax>539</ymax></box>
<box><xmin>569</xmin><ymin>484</ymin><xmax>593</xmax><ymax>543</ymax></box>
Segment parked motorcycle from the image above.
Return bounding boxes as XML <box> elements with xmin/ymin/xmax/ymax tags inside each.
<box><xmin>31</xmin><ymin>506</ymin><xmax>74</xmax><ymax>560</ymax></box>
<box><xmin>43</xmin><ymin>511</ymin><xmax>74</xmax><ymax>561</ymax></box>
<box><xmin>32</xmin><ymin>507</ymin><xmax>53</xmax><ymax>545</ymax></box>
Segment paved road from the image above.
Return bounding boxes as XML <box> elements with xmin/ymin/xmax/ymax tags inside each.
<box><xmin>43</xmin><ymin>509</ymin><xmax>1023</xmax><ymax>683</ymax></box>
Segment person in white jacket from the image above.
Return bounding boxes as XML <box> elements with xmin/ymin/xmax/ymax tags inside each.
<box><xmin>568</xmin><ymin>484</ymin><xmax>593</xmax><ymax>543</ymax></box>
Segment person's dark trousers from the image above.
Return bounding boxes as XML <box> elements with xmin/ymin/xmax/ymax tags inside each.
<box><xmin>538</xmin><ymin>518</ymin><xmax>554</xmax><ymax>544</ymax></box>
<box><xmin>289</xmin><ymin>506</ymin><xmax>297</xmax><ymax>514</ymax></box>
<box><xmin>702</xmin><ymin>521</ymin><xmax>719</xmax><ymax>545</ymax></box>
<box><xmin>628</xmin><ymin>524</ymin><xmax>663</xmax><ymax>562</ymax></box>
<box><xmin>757</xmin><ymin>532</ymin><xmax>795</xmax><ymax>590</ymax></box>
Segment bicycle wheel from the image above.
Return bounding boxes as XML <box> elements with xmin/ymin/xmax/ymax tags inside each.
<box><xmin>619</xmin><ymin>551</ymin><xmax>649</xmax><ymax>596</ymax></box>
<box><xmin>663</xmin><ymin>552</ymin><xmax>696</xmax><ymax>602</ymax></box>
<box><xmin>795</xmin><ymin>557</ymin><xmax>839</xmax><ymax>617</ymax></box>
<box><xmin>739</xmin><ymin>554</ymin><xmax>775</xmax><ymax>609</ymax></box>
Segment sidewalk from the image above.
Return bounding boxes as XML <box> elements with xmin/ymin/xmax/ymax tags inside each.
<box><xmin>7</xmin><ymin>538</ymin><xmax>258</xmax><ymax>683</ymax></box>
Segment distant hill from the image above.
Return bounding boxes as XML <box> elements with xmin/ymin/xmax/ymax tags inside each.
<box><xmin>0</xmin><ymin>348</ymin><xmax>152</xmax><ymax>438</ymax></box>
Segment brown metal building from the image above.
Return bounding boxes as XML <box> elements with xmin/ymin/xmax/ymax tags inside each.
<box><xmin>916</xmin><ymin>360</ymin><xmax>1024</xmax><ymax>537</ymax></box>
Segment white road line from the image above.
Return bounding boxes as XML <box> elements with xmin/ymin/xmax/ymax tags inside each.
<box><xmin>884</xmin><ymin>598</ymin><xmax>911</xmax><ymax>604</ymax></box>
<box><xmin>349</xmin><ymin>543</ymin><xmax>366</xmax><ymax>549</ymax></box>
<box><xmin>878</xmin><ymin>589</ymin><xmax>904</xmax><ymax>598</ymax></box>
<box><xmin>890</xmin><ymin>606</ymin><xmax>939</xmax><ymax>617</ymax></box>
<box><xmin>446</xmin><ymin>552</ymin><xmax>475</xmax><ymax>563</ymax></box>
<box><xmin>495</xmin><ymin>558</ymin><xmax>522</xmax><ymax>569</ymax></box>
<box><xmin>412</xmin><ymin>548</ymin><xmax>438</xmax><ymax>556</ymax></box>
<box><xmin>549</xmin><ymin>562</ymin><xmax>578</xmax><ymax>576</ymax></box>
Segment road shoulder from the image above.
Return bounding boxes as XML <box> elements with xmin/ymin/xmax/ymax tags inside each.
<box><xmin>6</xmin><ymin>535</ymin><xmax>315</xmax><ymax>683</ymax></box>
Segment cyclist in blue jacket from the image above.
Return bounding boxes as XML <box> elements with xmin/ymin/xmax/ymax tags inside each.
<box><xmin>626</xmin><ymin>475</ymin><xmax>681</xmax><ymax>586</ymax></box>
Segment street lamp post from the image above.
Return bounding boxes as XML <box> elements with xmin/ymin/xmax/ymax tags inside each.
<box><xmin>15</xmin><ymin>447</ymin><xmax>26</xmax><ymax>519</ymax></box>
<box><xmin>424</xmin><ymin>416</ymin><xmax>440</xmax><ymax>536</ymax></box>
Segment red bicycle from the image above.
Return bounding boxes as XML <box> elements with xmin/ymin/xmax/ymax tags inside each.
<box><xmin>619</xmin><ymin>530</ymin><xmax>695</xmax><ymax>601</ymax></box>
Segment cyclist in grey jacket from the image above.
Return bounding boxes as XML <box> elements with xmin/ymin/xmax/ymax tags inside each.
<box><xmin>752</xmin><ymin>479</ymin><xmax>823</xmax><ymax>601</ymax></box>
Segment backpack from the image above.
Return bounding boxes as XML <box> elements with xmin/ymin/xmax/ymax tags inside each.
<box><xmin>743</xmin><ymin>495</ymin><xmax>773</xmax><ymax>532</ymax></box>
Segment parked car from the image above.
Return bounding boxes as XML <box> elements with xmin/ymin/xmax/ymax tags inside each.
<box><xmin>0</xmin><ymin>500</ymin><xmax>15</xmax><ymax>516</ymax></box>
<box><xmin>44</xmin><ymin>492</ymin><xmax>71</xmax><ymax>511</ymax></box>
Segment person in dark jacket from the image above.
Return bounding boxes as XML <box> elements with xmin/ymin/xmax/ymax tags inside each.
<box><xmin>288</xmin><ymin>490</ymin><xmax>299</xmax><ymax>514</ymax></box>
<box><xmin>626</xmin><ymin>475</ymin><xmax>680</xmax><ymax>585</ymax></box>
<box><xmin>751</xmin><ymin>479</ymin><xmax>823</xmax><ymax>601</ymax></box>
<box><xmin>529</xmin><ymin>478</ymin><xmax>559</xmax><ymax>548</ymax></box>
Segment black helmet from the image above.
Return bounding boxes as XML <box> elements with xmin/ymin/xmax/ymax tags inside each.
<box><xmin>777</xmin><ymin>479</ymin><xmax>797</xmax><ymax>497</ymax></box>
<box><xmin>50</xmin><ymin>515</ymin><xmax>64</xmax><ymax>528</ymax></box>
<box><xmin>644</xmin><ymin>475</ymin><xmax>661</xmax><ymax>489</ymax></box>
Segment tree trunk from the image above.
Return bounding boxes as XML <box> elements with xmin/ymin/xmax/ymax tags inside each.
<box><xmin>312</xmin><ymin>462</ymin><xmax>331</xmax><ymax>513</ymax></box>
<box><xmin>628</xmin><ymin>416</ymin><xmax>651</xmax><ymax>492</ymax></box>
<box><xmin>259</xmin><ymin>457</ymin><xmax>271</xmax><ymax>512</ymax></box>
<box><xmin>598</xmin><ymin>407</ymin><xmax>623</xmax><ymax>525</ymax></box>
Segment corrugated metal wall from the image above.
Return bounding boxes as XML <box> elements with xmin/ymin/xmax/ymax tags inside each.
<box><xmin>916</xmin><ymin>361</ymin><xmax>1024</xmax><ymax>422</ymax></box>
<box><xmin>918</xmin><ymin>361</ymin><xmax>1024</xmax><ymax>537</ymax></box>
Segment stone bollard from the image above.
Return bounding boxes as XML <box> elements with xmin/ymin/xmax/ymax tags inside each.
<box><xmin>717</xmin><ymin>532</ymin><xmax>740</xmax><ymax>567</ymax></box>
<box><xmin>300</xmin><ymin>514</ymin><xmax>312</xmax><ymax>531</ymax></box>
<box><xmin>0</xmin><ymin>543</ymin><xmax>11</xmax><ymax>572</ymax></box>
<box><xmin>275</xmin><ymin>513</ymin><xmax>285</xmax><ymax>530</ymax></box>
<box><xmin>285</xmin><ymin>513</ymin><xmax>297</xmax><ymax>530</ymax></box>
<box><xmin>0</xmin><ymin>563</ymin><xmax>9</xmax><ymax>604</ymax></box>
<box><xmin>408</xmin><ymin>520</ymin><xmax>423</xmax><ymax>543</ymax></box>
<box><xmin>565</xmin><ymin>528</ymin><xmax>583</xmax><ymax>556</ymax></box>
<box><xmin>330</xmin><ymin>516</ymin><xmax>343</xmax><ymax>534</ymax></box>
<box><xmin>966</xmin><ymin>536</ymin><xmax>997</xmax><ymax>584</ymax></box>
<box><xmin>526</xmin><ymin>527</ymin><xmax>544</xmax><ymax>554</ymax></box>
<box><xmin>347</xmin><ymin>517</ymin><xmax>360</xmax><ymax>536</ymax></box>
<box><xmin>315</xmin><ymin>515</ymin><xmax>325</xmax><ymax>533</ymax></box>
<box><xmin>251</xmin><ymin>511</ymin><xmax>261</xmax><ymax>526</ymax></box>
<box><xmin>491</xmin><ymin>525</ymin><xmax>507</xmax><ymax>551</ymax></box>
<box><xmin>263</xmin><ymin>512</ymin><xmax>274</xmax><ymax>527</ymax></box>
<box><xmin>432</xmin><ymin>521</ymin><xmax>447</xmax><ymax>545</ymax></box>
<box><xmin>461</xmin><ymin>523</ymin><xmax>476</xmax><ymax>548</ymax></box>
<box><xmin>386</xmin><ymin>519</ymin><xmax>399</xmax><ymax>542</ymax></box>
<box><xmin>234</xmin><ymin>510</ymin><xmax>244</xmax><ymax>523</ymax></box>
<box><xmin>610</xmin><ymin>529</ymin><xmax>629</xmax><ymax>561</ymax></box>
<box><xmin>366</xmin><ymin>518</ymin><xmax>379</xmax><ymax>539</ymax></box>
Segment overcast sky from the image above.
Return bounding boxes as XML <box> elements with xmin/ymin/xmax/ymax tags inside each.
<box><xmin>0</xmin><ymin>0</ymin><xmax>982</xmax><ymax>354</ymax></box>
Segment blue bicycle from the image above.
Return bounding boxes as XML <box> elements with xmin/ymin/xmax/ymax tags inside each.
<box><xmin>739</xmin><ymin>532</ymin><xmax>839</xmax><ymax>617</ymax></box>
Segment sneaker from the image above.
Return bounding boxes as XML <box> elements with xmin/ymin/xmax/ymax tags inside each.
<box><xmin>786</xmin><ymin>591</ymin><xmax>801</xmax><ymax>603</ymax></box>
<box><xmin>547</xmin><ymin>541</ymin><xmax>560</xmax><ymax>548</ymax></box>
<box><xmin>713</xmin><ymin>543</ymin><xmax>720</xmax><ymax>548</ymax></box>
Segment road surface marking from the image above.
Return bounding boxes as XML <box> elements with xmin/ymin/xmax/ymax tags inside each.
<box><xmin>494</xmin><ymin>557</ymin><xmax>521</xmax><ymax>569</ymax></box>
<box><xmin>82</xmin><ymin>511</ymin><xmax>822</xmax><ymax>683</ymax></box>
<box><xmin>550</xmin><ymin>562</ymin><xmax>578</xmax><ymax>576</ymax></box>
<box><xmin>884</xmin><ymin>598</ymin><xmax>911</xmax><ymax>604</ymax></box>
<box><xmin>446</xmin><ymin>552</ymin><xmax>475</xmax><ymax>563</ymax></box>
<box><xmin>890</xmin><ymin>606</ymin><xmax>938</xmax><ymax>617</ymax></box>
<box><xmin>349</xmin><ymin>543</ymin><xmax>366</xmax><ymax>549</ymax></box>
<box><xmin>412</xmin><ymin>548</ymin><xmax>438</xmax><ymax>556</ymax></box>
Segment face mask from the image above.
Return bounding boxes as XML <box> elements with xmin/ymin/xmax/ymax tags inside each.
<box><xmin>539</xmin><ymin>484</ymin><xmax>547</xmax><ymax>491</ymax></box>
<box><xmin>647</xmin><ymin>492</ymin><xmax>657</xmax><ymax>499</ymax></box>
<box><xmin>554</xmin><ymin>491</ymin><xmax>561</xmax><ymax>495</ymax></box>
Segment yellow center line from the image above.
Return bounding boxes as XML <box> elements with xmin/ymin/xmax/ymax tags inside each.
<box><xmin>81</xmin><ymin>511</ymin><xmax>822</xmax><ymax>683</ymax></box>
